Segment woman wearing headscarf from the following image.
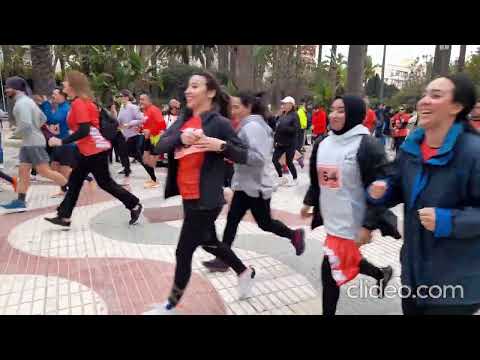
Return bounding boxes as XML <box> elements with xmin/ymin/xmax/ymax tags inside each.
<box><xmin>301</xmin><ymin>95</ymin><xmax>398</xmax><ymax>316</ymax></box>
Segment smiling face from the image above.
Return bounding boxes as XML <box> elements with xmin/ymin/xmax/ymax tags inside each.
<box><xmin>52</xmin><ymin>89</ymin><xmax>66</xmax><ymax>104</ymax></box>
<box><xmin>329</xmin><ymin>98</ymin><xmax>346</xmax><ymax>132</ymax></box>
<box><xmin>184</xmin><ymin>75</ymin><xmax>215</xmax><ymax>112</ymax></box>
<box><xmin>231</xmin><ymin>96</ymin><xmax>251</xmax><ymax>120</ymax></box>
<box><xmin>417</xmin><ymin>77</ymin><xmax>463</xmax><ymax>130</ymax></box>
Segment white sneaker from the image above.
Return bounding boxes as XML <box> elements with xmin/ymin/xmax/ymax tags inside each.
<box><xmin>238</xmin><ymin>267</ymin><xmax>256</xmax><ymax>300</ymax></box>
<box><xmin>142</xmin><ymin>302</ymin><xmax>178</xmax><ymax>315</ymax></box>
<box><xmin>286</xmin><ymin>179</ymin><xmax>298</xmax><ymax>187</ymax></box>
<box><xmin>278</xmin><ymin>177</ymin><xmax>288</xmax><ymax>187</ymax></box>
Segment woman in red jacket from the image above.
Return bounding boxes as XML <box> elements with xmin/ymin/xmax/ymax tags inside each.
<box><xmin>312</xmin><ymin>103</ymin><xmax>327</xmax><ymax>140</ymax></box>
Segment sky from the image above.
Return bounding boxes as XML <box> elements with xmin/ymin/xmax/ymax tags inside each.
<box><xmin>320</xmin><ymin>45</ymin><xmax>480</xmax><ymax>67</ymax></box>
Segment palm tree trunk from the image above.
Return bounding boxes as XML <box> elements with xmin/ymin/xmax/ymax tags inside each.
<box><xmin>229</xmin><ymin>46</ymin><xmax>238</xmax><ymax>85</ymax></box>
<box><xmin>31</xmin><ymin>45</ymin><xmax>55</xmax><ymax>96</ymax></box>
<box><xmin>457</xmin><ymin>45</ymin><xmax>467</xmax><ymax>72</ymax></box>
<box><xmin>328</xmin><ymin>45</ymin><xmax>337</xmax><ymax>99</ymax></box>
<box><xmin>218</xmin><ymin>45</ymin><xmax>229</xmax><ymax>74</ymax></box>
<box><xmin>317</xmin><ymin>45</ymin><xmax>322</xmax><ymax>66</ymax></box>
<box><xmin>346</xmin><ymin>45</ymin><xmax>367</xmax><ymax>96</ymax></box>
<box><xmin>432</xmin><ymin>45</ymin><xmax>452</xmax><ymax>78</ymax></box>
<box><xmin>236</xmin><ymin>45</ymin><xmax>254</xmax><ymax>90</ymax></box>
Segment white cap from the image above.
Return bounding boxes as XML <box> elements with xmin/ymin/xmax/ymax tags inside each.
<box><xmin>281</xmin><ymin>96</ymin><xmax>295</xmax><ymax>106</ymax></box>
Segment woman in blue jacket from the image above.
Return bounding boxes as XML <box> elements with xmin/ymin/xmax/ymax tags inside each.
<box><xmin>368</xmin><ymin>74</ymin><xmax>480</xmax><ymax>315</ymax></box>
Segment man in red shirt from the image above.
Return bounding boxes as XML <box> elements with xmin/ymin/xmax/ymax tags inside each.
<box><xmin>311</xmin><ymin>103</ymin><xmax>327</xmax><ymax>140</ymax></box>
<box><xmin>390</xmin><ymin>105</ymin><xmax>411</xmax><ymax>152</ymax></box>
<box><xmin>362</xmin><ymin>96</ymin><xmax>377</xmax><ymax>134</ymax></box>
<box><xmin>139</xmin><ymin>93</ymin><xmax>166</xmax><ymax>188</ymax></box>
<box><xmin>469</xmin><ymin>100</ymin><xmax>480</xmax><ymax>131</ymax></box>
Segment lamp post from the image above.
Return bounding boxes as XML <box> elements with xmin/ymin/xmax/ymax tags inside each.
<box><xmin>379</xmin><ymin>45</ymin><xmax>387</xmax><ymax>103</ymax></box>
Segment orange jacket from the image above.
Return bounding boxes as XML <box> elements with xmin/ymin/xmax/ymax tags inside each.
<box><xmin>363</xmin><ymin>108</ymin><xmax>376</xmax><ymax>133</ymax></box>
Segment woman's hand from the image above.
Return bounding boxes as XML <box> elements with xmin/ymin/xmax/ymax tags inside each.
<box><xmin>368</xmin><ymin>180</ymin><xmax>388</xmax><ymax>200</ymax></box>
<box><xmin>180</xmin><ymin>129</ymin><xmax>203</xmax><ymax>146</ymax></box>
<box><xmin>418</xmin><ymin>208</ymin><xmax>436</xmax><ymax>232</ymax></box>
<box><xmin>48</xmin><ymin>137</ymin><xmax>62</xmax><ymax>147</ymax></box>
<box><xmin>300</xmin><ymin>205</ymin><xmax>313</xmax><ymax>219</ymax></box>
<box><xmin>357</xmin><ymin>227</ymin><xmax>373</xmax><ymax>246</ymax></box>
<box><xmin>195</xmin><ymin>136</ymin><xmax>226</xmax><ymax>152</ymax></box>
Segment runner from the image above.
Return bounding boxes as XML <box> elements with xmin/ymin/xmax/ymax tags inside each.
<box><xmin>368</xmin><ymin>74</ymin><xmax>480</xmax><ymax>315</ymax></box>
<box><xmin>44</xmin><ymin>70</ymin><xmax>143</xmax><ymax>227</ymax></box>
<box><xmin>1</xmin><ymin>76</ymin><xmax>69</xmax><ymax>213</ymax></box>
<box><xmin>202</xmin><ymin>91</ymin><xmax>306</xmax><ymax>273</ymax></box>
<box><xmin>144</xmin><ymin>71</ymin><xmax>255</xmax><ymax>314</ymax></box>
<box><xmin>301</xmin><ymin>95</ymin><xmax>396</xmax><ymax>316</ymax></box>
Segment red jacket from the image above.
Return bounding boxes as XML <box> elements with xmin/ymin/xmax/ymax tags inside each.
<box><xmin>363</xmin><ymin>108</ymin><xmax>376</xmax><ymax>133</ymax></box>
<box><xmin>312</xmin><ymin>108</ymin><xmax>327</xmax><ymax>136</ymax></box>
<box><xmin>142</xmin><ymin>104</ymin><xmax>166</xmax><ymax>136</ymax></box>
<box><xmin>391</xmin><ymin>112</ymin><xmax>410</xmax><ymax>137</ymax></box>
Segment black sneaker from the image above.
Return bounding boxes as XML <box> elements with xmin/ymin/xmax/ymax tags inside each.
<box><xmin>377</xmin><ymin>266</ymin><xmax>393</xmax><ymax>298</ymax></box>
<box><xmin>44</xmin><ymin>216</ymin><xmax>71</xmax><ymax>228</ymax></box>
<box><xmin>291</xmin><ymin>228</ymin><xmax>306</xmax><ymax>256</ymax></box>
<box><xmin>129</xmin><ymin>203</ymin><xmax>143</xmax><ymax>225</ymax></box>
<box><xmin>202</xmin><ymin>258</ymin><xmax>229</xmax><ymax>272</ymax></box>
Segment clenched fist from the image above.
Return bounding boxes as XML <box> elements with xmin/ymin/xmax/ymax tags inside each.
<box><xmin>418</xmin><ymin>208</ymin><xmax>436</xmax><ymax>232</ymax></box>
<box><xmin>368</xmin><ymin>180</ymin><xmax>388</xmax><ymax>200</ymax></box>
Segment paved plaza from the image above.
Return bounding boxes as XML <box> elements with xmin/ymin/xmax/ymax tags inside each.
<box><xmin>0</xmin><ymin>127</ymin><xmax>405</xmax><ymax>315</ymax></box>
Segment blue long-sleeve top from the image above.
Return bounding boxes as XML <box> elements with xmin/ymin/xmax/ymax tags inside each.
<box><xmin>39</xmin><ymin>100</ymin><xmax>71</xmax><ymax>140</ymax></box>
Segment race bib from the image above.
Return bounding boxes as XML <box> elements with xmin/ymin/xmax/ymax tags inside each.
<box><xmin>318</xmin><ymin>165</ymin><xmax>341</xmax><ymax>189</ymax></box>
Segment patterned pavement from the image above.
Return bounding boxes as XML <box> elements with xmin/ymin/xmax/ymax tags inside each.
<box><xmin>0</xmin><ymin>128</ymin><xmax>405</xmax><ymax>315</ymax></box>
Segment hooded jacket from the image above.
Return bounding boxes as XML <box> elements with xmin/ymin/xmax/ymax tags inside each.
<box><xmin>274</xmin><ymin>110</ymin><xmax>299</xmax><ymax>146</ymax></box>
<box><xmin>369</xmin><ymin>123</ymin><xmax>480</xmax><ymax>305</ymax></box>
<box><xmin>12</xmin><ymin>93</ymin><xmax>47</xmax><ymax>147</ymax></box>
<box><xmin>297</xmin><ymin>106</ymin><xmax>308</xmax><ymax>130</ymax></box>
<box><xmin>231</xmin><ymin>114</ymin><xmax>274</xmax><ymax>199</ymax></box>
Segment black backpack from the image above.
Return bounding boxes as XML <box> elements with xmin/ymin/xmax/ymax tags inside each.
<box><xmin>98</xmin><ymin>106</ymin><xmax>118</xmax><ymax>141</ymax></box>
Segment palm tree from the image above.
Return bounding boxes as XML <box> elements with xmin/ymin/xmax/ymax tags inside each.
<box><xmin>457</xmin><ymin>45</ymin><xmax>467</xmax><ymax>72</ymax></box>
<box><xmin>432</xmin><ymin>45</ymin><xmax>452</xmax><ymax>78</ymax></box>
<box><xmin>217</xmin><ymin>45</ymin><xmax>229</xmax><ymax>74</ymax></box>
<box><xmin>317</xmin><ymin>45</ymin><xmax>322</xmax><ymax>66</ymax></box>
<box><xmin>31</xmin><ymin>45</ymin><xmax>55</xmax><ymax>96</ymax></box>
<box><xmin>328</xmin><ymin>45</ymin><xmax>338</xmax><ymax>99</ymax></box>
<box><xmin>236</xmin><ymin>45</ymin><xmax>255</xmax><ymax>90</ymax></box>
<box><xmin>346</xmin><ymin>45</ymin><xmax>367</xmax><ymax>96</ymax></box>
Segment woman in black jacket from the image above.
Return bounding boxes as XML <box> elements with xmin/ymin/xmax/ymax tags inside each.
<box><xmin>145</xmin><ymin>72</ymin><xmax>255</xmax><ymax>314</ymax></box>
<box><xmin>272</xmin><ymin>97</ymin><xmax>300</xmax><ymax>186</ymax></box>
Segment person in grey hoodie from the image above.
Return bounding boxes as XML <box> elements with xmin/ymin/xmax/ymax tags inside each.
<box><xmin>202</xmin><ymin>91</ymin><xmax>306</xmax><ymax>272</ymax></box>
<box><xmin>0</xmin><ymin>76</ymin><xmax>68</xmax><ymax>213</ymax></box>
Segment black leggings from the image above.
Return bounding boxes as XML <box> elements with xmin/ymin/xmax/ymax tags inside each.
<box><xmin>174</xmin><ymin>202</ymin><xmax>247</xmax><ymax>291</ymax></box>
<box><xmin>322</xmin><ymin>256</ymin><xmax>383</xmax><ymax>316</ymax></box>
<box><xmin>57</xmin><ymin>150</ymin><xmax>139</xmax><ymax>219</ymax></box>
<box><xmin>0</xmin><ymin>170</ymin><xmax>13</xmax><ymax>184</ymax></box>
<box><xmin>402</xmin><ymin>297</ymin><xmax>480</xmax><ymax>315</ymax></box>
<box><xmin>126</xmin><ymin>135</ymin><xmax>156</xmax><ymax>181</ymax></box>
<box><xmin>223</xmin><ymin>191</ymin><xmax>295</xmax><ymax>247</ymax></box>
<box><xmin>111</xmin><ymin>131</ymin><xmax>131</xmax><ymax>175</ymax></box>
<box><xmin>272</xmin><ymin>145</ymin><xmax>297</xmax><ymax>179</ymax></box>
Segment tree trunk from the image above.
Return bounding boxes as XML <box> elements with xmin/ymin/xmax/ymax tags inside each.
<box><xmin>328</xmin><ymin>45</ymin><xmax>337</xmax><ymax>99</ymax></box>
<box><xmin>432</xmin><ymin>45</ymin><xmax>452</xmax><ymax>78</ymax></box>
<box><xmin>346</xmin><ymin>45</ymin><xmax>367</xmax><ymax>96</ymax></box>
<box><xmin>30</xmin><ymin>45</ymin><xmax>55</xmax><ymax>96</ymax></box>
<box><xmin>317</xmin><ymin>45</ymin><xmax>322</xmax><ymax>66</ymax></box>
<box><xmin>236</xmin><ymin>45</ymin><xmax>254</xmax><ymax>90</ymax></box>
<box><xmin>229</xmin><ymin>46</ymin><xmax>238</xmax><ymax>86</ymax></box>
<box><xmin>457</xmin><ymin>45</ymin><xmax>467</xmax><ymax>72</ymax></box>
<box><xmin>1</xmin><ymin>45</ymin><xmax>13</xmax><ymax>77</ymax></box>
<box><xmin>218</xmin><ymin>45</ymin><xmax>229</xmax><ymax>74</ymax></box>
<box><xmin>205</xmin><ymin>47</ymin><xmax>215</xmax><ymax>70</ymax></box>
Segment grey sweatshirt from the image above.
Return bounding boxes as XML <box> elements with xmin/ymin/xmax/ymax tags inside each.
<box><xmin>231</xmin><ymin>114</ymin><xmax>274</xmax><ymax>199</ymax></box>
<box><xmin>12</xmin><ymin>93</ymin><xmax>47</xmax><ymax>147</ymax></box>
<box><xmin>117</xmin><ymin>102</ymin><xmax>145</xmax><ymax>139</ymax></box>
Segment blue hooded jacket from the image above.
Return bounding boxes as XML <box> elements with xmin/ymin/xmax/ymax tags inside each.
<box><xmin>39</xmin><ymin>100</ymin><xmax>71</xmax><ymax>140</ymax></box>
<box><xmin>369</xmin><ymin>123</ymin><xmax>480</xmax><ymax>305</ymax></box>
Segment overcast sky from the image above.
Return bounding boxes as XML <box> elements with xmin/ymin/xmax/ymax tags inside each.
<box><xmin>320</xmin><ymin>45</ymin><xmax>480</xmax><ymax>66</ymax></box>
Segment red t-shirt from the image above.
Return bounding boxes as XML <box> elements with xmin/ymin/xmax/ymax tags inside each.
<box><xmin>143</xmin><ymin>105</ymin><xmax>166</xmax><ymax>136</ymax></box>
<box><xmin>67</xmin><ymin>98</ymin><xmax>111</xmax><ymax>156</ymax></box>
<box><xmin>176</xmin><ymin>116</ymin><xmax>205</xmax><ymax>200</ymax></box>
<box><xmin>421</xmin><ymin>140</ymin><xmax>439</xmax><ymax>162</ymax></box>
<box><xmin>363</xmin><ymin>109</ymin><xmax>377</xmax><ymax>133</ymax></box>
<box><xmin>312</xmin><ymin>109</ymin><xmax>327</xmax><ymax>135</ymax></box>
<box><xmin>391</xmin><ymin>113</ymin><xmax>410</xmax><ymax>137</ymax></box>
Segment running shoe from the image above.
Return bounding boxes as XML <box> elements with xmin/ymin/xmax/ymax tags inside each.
<box><xmin>285</xmin><ymin>178</ymin><xmax>298</xmax><ymax>187</ymax></box>
<box><xmin>377</xmin><ymin>266</ymin><xmax>393</xmax><ymax>298</ymax></box>
<box><xmin>143</xmin><ymin>301</ymin><xmax>178</xmax><ymax>315</ymax></box>
<box><xmin>202</xmin><ymin>258</ymin><xmax>229</xmax><ymax>272</ymax></box>
<box><xmin>44</xmin><ymin>216</ymin><xmax>71</xmax><ymax>227</ymax></box>
<box><xmin>144</xmin><ymin>180</ymin><xmax>160</xmax><ymax>189</ymax></box>
<box><xmin>1</xmin><ymin>199</ymin><xmax>27</xmax><ymax>213</ymax></box>
<box><xmin>291</xmin><ymin>228</ymin><xmax>306</xmax><ymax>256</ymax></box>
<box><xmin>238</xmin><ymin>267</ymin><xmax>256</xmax><ymax>300</ymax></box>
<box><xmin>278</xmin><ymin>177</ymin><xmax>289</xmax><ymax>186</ymax></box>
<box><xmin>297</xmin><ymin>157</ymin><xmax>305</xmax><ymax>169</ymax></box>
<box><xmin>129</xmin><ymin>203</ymin><xmax>143</xmax><ymax>225</ymax></box>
